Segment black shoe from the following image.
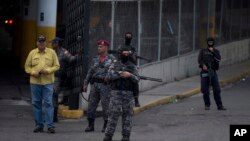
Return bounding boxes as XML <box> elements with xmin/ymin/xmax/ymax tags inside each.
<box><xmin>85</xmin><ymin>126</ymin><xmax>94</xmax><ymax>132</ymax></box>
<box><xmin>33</xmin><ymin>127</ymin><xmax>43</xmax><ymax>133</ymax></box>
<box><xmin>135</xmin><ymin>102</ymin><xmax>141</xmax><ymax>107</ymax></box>
<box><xmin>121</xmin><ymin>136</ymin><xmax>130</xmax><ymax>141</ymax></box>
<box><xmin>135</xmin><ymin>98</ymin><xmax>141</xmax><ymax>107</ymax></box>
<box><xmin>47</xmin><ymin>127</ymin><xmax>55</xmax><ymax>134</ymax></box>
<box><xmin>103</xmin><ymin>135</ymin><xmax>112</xmax><ymax>141</ymax></box>
<box><xmin>205</xmin><ymin>106</ymin><xmax>210</xmax><ymax>110</ymax></box>
<box><xmin>218</xmin><ymin>106</ymin><xmax>226</xmax><ymax>110</ymax></box>
<box><xmin>85</xmin><ymin>118</ymin><xmax>95</xmax><ymax>132</ymax></box>
<box><xmin>102</xmin><ymin>120</ymin><xmax>108</xmax><ymax>133</ymax></box>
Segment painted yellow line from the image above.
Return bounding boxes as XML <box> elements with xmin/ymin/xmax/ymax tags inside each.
<box><xmin>176</xmin><ymin>88</ymin><xmax>200</xmax><ymax>99</ymax></box>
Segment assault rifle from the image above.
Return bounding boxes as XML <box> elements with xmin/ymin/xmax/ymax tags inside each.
<box><xmin>108</xmin><ymin>50</ymin><xmax>151</xmax><ymax>62</ymax></box>
<box><xmin>113</xmin><ymin>61</ymin><xmax>163</xmax><ymax>83</ymax></box>
<box><xmin>117</xmin><ymin>71</ymin><xmax>162</xmax><ymax>82</ymax></box>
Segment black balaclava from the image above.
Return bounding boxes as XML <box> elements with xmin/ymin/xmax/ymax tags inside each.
<box><xmin>207</xmin><ymin>37</ymin><xmax>215</xmax><ymax>47</ymax></box>
<box><xmin>119</xmin><ymin>48</ymin><xmax>129</xmax><ymax>63</ymax></box>
<box><xmin>125</xmin><ymin>32</ymin><xmax>132</xmax><ymax>46</ymax></box>
<box><xmin>121</xmin><ymin>54</ymin><xmax>129</xmax><ymax>63</ymax></box>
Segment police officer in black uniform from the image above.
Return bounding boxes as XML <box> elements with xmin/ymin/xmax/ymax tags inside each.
<box><xmin>120</xmin><ymin>32</ymin><xmax>140</xmax><ymax>107</ymax></box>
<box><xmin>198</xmin><ymin>37</ymin><xmax>226</xmax><ymax>110</ymax></box>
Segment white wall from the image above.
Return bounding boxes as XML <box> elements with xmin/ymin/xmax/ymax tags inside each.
<box><xmin>139</xmin><ymin>39</ymin><xmax>250</xmax><ymax>91</ymax></box>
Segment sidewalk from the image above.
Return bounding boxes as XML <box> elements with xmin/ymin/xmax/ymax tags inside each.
<box><xmin>134</xmin><ymin>59</ymin><xmax>250</xmax><ymax>114</ymax></box>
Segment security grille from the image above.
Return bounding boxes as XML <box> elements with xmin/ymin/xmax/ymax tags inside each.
<box><xmin>63</xmin><ymin>0</ymin><xmax>90</xmax><ymax>109</ymax></box>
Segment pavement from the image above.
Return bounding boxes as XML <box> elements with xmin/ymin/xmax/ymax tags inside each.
<box><xmin>134</xmin><ymin>59</ymin><xmax>250</xmax><ymax>114</ymax></box>
<box><xmin>1</xmin><ymin>77</ymin><xmax>250</xmax><ymax>141</ymax></box>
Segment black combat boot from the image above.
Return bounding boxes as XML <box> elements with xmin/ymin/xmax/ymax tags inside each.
<box><xmin>205</xmin><ymin>106</ymin><xmax>210</xmax><ymax>110</ymax></box>
<box><xmin>85</xmin><ymin>118</ymin><xmax>95</xmax><ymax>132</ymax></box>
<box><xmin>134</xmin><ymin>97</ymin><xmax>140</xmax><ymax>107</ymax></box>
<box><xmin>103</xmin><ymin>135</ymin><xmax>112</xmax><ymax>141</ymax></box>
<box><xmin>53</xmin><ymin>107</ymin><xmax>58</xmax><ymax>122</ymax></box>
<box><xmin>218</xmin><ymin>106</ymin><xmax>226</xmax><ymax>110</ymax></box>
<box><xmin>121</xmin><ymin>135</ymin><xmax>130</xmax><ymax>141</ymax></box>
<box><xmin>101</xmin><ymin>120</ymin><xmax>108</xmax><ymax>133</ymax></box>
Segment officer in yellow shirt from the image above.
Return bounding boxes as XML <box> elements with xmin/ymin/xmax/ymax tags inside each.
<box><xmin>25</xmin><ymin>35</ymin><xmax>60</xmax><ymax>134</ymax></box>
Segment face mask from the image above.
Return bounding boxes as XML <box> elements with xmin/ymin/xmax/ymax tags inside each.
<box><xmin>125</xmin><ymin>37</ymin><xmax>132</xmax><ymax>45</ymax></box>
<box><xmin>120</xmin><ymin>54</ymin><xmax>129</xmax><ymax>63</ymax></box>
<box><xmin>207</xmin><ymin>41</ymin><xmax>214</xmax><ymax>47</ymax></box>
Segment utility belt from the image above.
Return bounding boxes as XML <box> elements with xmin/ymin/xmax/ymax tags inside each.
<box><xmin>200</xmin><ymin>69</ymin><xmax>216</xmax><ymax>78</ymax></box>
<box><xmin>92</xmin><ymin>78</ymin><xmax>107</xmax><ymax>84</ymax></box>
<box><xmin>111</xmin><ymin>87</ymin><xmax>133</xmax><ymax>92</ymax></box>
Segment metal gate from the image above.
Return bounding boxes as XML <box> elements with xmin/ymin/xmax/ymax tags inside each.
<box><xmin>63</xmin><ymin>0</ymin><xmax>90</xmax><ymax>109</ymax></box>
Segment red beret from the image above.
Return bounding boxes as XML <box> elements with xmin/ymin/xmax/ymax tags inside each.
<box><xmin>96</xmin><ymin>39</ymin><xmax>110</xmax><ymax>47</ymax></box>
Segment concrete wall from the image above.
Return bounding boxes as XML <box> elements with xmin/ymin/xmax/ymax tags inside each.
<box><xmin>139</xmin><ymin>39</ymin><xmax>250</xmax><ymax>91</ymax></box>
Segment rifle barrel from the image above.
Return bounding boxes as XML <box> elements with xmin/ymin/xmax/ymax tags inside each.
<box><xmin>136</xmin><ymin>56</ymin><xmax>151</xmax><ymax>62</ymax></box>
<box><xmin>108</xmin><ymin>50</ymin><xmax>151</xmax><ymax>62</ymax></box>
<box><xmin>139</xmin><ymin>76</ymin><xmax>163</xmax><ymax>82</ymax></box>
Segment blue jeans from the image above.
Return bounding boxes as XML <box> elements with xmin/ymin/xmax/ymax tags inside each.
<box><xmin>31</xmin><ymin>84</ymin><xmax>54</xmax><ymax>128</ymax></box>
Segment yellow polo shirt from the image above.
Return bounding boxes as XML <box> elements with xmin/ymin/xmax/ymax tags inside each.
<box><xmin>25</xmin><ymin>48</ymin><xmax>60</xmax><ymax>85</ymax></box>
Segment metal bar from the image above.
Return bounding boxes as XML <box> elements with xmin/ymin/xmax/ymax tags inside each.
<box><xmin>83</xmin><ymin>0</ymin><xmax>90</xmax><ymax>74</ymax></box>
<box><xmin>192</xmin><ymin>0</ymin><xmax>196</xmax><ymax>51</ymax></box>
<box><xmin>248</xmin><ymin>1</ymin><xmax>250</xmax><ymax>37</ymax></box>
<box><xmin>178</xmin><ymin>0</ymin><xmax>181</xmax><ymax>56</ymax></box>
<box><xmin>158</xmin><ymin>0</ymin><xmax>163</xmax><ymax>61</ymax></box>
<box><xmin>138</xmin><ymin>0</ymin><xmax>141</xmax><ymax>65</ymax></box>
<box><xmin>239</xmin><ymin>0</ymin><xmax>243</xmax><ymax>39</ymax></box>
<box><xmin>229</xmin><ymin>0</ymin><xmax>233</xmax><ymax>41</ymax></box>
<box><xmin>219</xmin><ymin>0</ymin><xmax>224</xmax><ymax>42</ymax></box>
<box><xmin>111</xmin><ymin>0</ymin><xmax>115</xmax><ymax>50</ymax></box>
<box><xmin>207</xmin><ymin>0</ymin><xmax>210</xmax><ymax>38</ymax></box>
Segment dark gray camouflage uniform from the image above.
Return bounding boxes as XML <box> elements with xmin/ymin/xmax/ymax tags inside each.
<box><xmin>84</xmin><ymin>54</ymin><xmax>115</xmax><ymax>120</ymax></box>
<box><xmin>54</xmin><ymin>47</ymin><xmax>76</xmax><ymax>106</ymax></box>
<box><xmin>104</xmin><ymin>59</ymin><xmax>139</xmax><ymax>137</ymax></box>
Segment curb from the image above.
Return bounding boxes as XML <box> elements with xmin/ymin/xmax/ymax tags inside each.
<box><xmin>134</xmin><ymin>96</ymin><xmax>175</xmax><ymax>114</ymax></box>
<box><xmin>133</xmin><ymin>68</ymin><xmax>250</xmax><ymax>114</ymax></box>
<box><xmin>176</xmin><ymin>88</ymin><xmax>200</xmax><ymax>99</ymax></box>
<box><xmin>58</xmin><ymin>105</ymin><xmax>84</xmax><ymax>119</ymax></box>
<box><xmin>61</xmin><ymin>109</ymin><xmax>84</xmax><ymax>119</ymax></box>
